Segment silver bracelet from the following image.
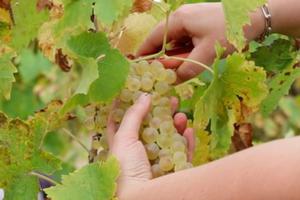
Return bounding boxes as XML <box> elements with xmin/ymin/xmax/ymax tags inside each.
<box><xmin>261</xmin><ymin>4</ymin><xmax>272</xmax><ymax>38</ymax></box>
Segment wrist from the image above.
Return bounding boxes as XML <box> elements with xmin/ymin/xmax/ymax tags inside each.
<box><xmin>243</xmin><ymin>7</ymin><xmax>266</xmax><ymax>41</ymax></box>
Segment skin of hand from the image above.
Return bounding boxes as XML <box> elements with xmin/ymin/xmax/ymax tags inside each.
<box><xmin>106</xmin><ymin>93</ymin><xmax>194</xmax><ymax>197</ymax></box>
<box><xmin>137</xmin><ymin>3</ymin><xmax>265</xmax><ymax>82</ymax></box>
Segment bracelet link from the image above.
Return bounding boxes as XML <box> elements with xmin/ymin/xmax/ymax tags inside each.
<box><xmin>260</xmin><ymin>4</ymin><xmax>272</xmax><ymax>39</ymax></box>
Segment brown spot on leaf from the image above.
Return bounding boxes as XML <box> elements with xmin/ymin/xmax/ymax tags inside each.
<box><xmin>232</xmin><ymin>123</ymin><xmax>253</xmax><ymax>151</ymax></box>
<box><xmin>55</xmin><ymin>49</ymin><xmax>72</xmax><ymax>72</ymax></box>
<box><xmin>284</xmin><ymin>72</ymin><xmax>291</xmax><ymax>76</ymax></box>
<box><xmin>37</xmin><ymin>0</ymin><xmax>53</xmax><ymax>11</ymax></box>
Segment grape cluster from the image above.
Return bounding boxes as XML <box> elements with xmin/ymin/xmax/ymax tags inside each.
<box><xmin>84</xmin><ymin>60</ymin><xmax>193</xmax><ymax>177</ymax></box>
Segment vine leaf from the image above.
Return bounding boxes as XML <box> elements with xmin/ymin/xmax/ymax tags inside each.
<box><xmin>0</xmin><ymin>53</ymin><xmax>17</xmax><ymax>100</ymax></box>
<box><xmin>45</xmin><ymin>157</ymin><xmax>120</xmax><ymax>200</ymax></box>
<box><xmin>0</xmin><ymin>112</ymin><xmax>61</xmax><ymax>200</ymax></box>
<box><xmin>117</xmin><ymin>13</ymin><xmax>158</xmax><ymax>55</ymax></box>
<box><xmin>67</xmin><ymin>32</ymin><xmax>111</xmax><ymax>95</ymax></box>
<box><xmin>88</xmin><ymin>49</ymin><xmax>130</xmax><ymax>102</ymax></box>
<box><xmin>54</xmin><ymin>0</ymin><xmax>94</xmax><ymax>38</ymax></box>
<box><xmin>94</xmin><ymin>0</ymin><xmax>133</xmax><ymax>26</ymax></box>
<box><xmin>250</xmin><ymin>38</ymin><xmax>296</xmax><ymax>72</ymax></box>
<box><xmin>260</xmin><ymin>62</ymin><xmax>300</xmax><ymax>117</ymax></box>
<box><xmin>19</xmin><ymin>49</ymin><xmax>52</xmax><ymax>84</ymax></box>
<box><xmin>194</xmin><ymin>52</ymin><xmax>268</xmax><ymax>160</ymax></box>
<box><xmin>10</xmin><ymin>0</ymin><xmax>49</xmax><ymax>50</ymax></box>
<box><xmin>222</xmin><ymin>0</ymin><xmax>266</xmax><ymax>51</ymax></box>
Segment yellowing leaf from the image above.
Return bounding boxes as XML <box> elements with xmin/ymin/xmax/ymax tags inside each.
<box><xmin>222</xmin><ymin>0</ymin><xmax>266</xmax><ymax>50</ymax></box>
<box><xmin>0</xmin><ymin>53</ymin><xmax>17</xmax><ymax>100</ymax></box>
<box><xmin>194</xmin><ymin>53</ymin><xmax>268</xmax><ymax>160</ymax></box>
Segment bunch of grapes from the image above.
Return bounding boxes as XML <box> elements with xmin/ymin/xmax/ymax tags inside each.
<box><xmin>84</xmin><ymin>60</ymin><xmax>193</xmax><ymax>177</ymax></box>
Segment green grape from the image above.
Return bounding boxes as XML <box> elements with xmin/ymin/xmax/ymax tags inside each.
<box><xmin>158</xmin><ymin>97</ymin><xmax>170</xmax><ymax>106</ymax></box>
<box><xmin>153</xmin><ymin>106</ymin><xmax>171</xmax><ymax>118</ymax></box>
<box><xmin>157</xmin><ymin>133</ymin><xmax>172</xmax><ymax>148</ymax></box>
<box><xmin>149</xmin><ymin>117</ymin><xmax>161</xmax><ymax>129</ymax></box>
<box><xmin>151</xmin><ymin>164</ymin><xmax>165</xmax><ymax>178</ymax></box>
<box><xmin>120</xmin><ymin>89</ymin><xmax>132</xmax><ymax>102</ymax></box>
<box><xmin>159</xmin><ymin>156</ymin><xmax>174</xmax><ymax>172</ymax></box>
<box><xmin>171</xmin><ymin>141</ymin><xmax>186</xmax><ymax>152</ymax></box>
<box><xmin>151</xmin><ymin>92</ymin><xmax>161</xmax><ymax>105</ymax></box>
<box><xmin>112</xmin><ymin>108</ymin><xmax>125</xmax><ymax>123</ymax></box>
<box><xmin>127</xmin><ymin>77</ymin><xmax>141</xmax><ymax>92</ymax></box>
<box><xmin>164</xmin><ymin>69</ymin><xmax>177</xmax><ymax>84</ymax></box>
<box><xmin>132</xmin><ymin>91</ymin><xmax>143</xmax><ymax>102</ymax></box>
<box><xmin>154</xmin><ymin>81</ymin><xmax>170</xmax><ymax>95</ymax></box>
<box><xmin>159</xmin><ymin>121</ymin><xmax>175</xmax><ymax>135</ymax></box>
<box><xmin>141</xmin><ymin>76</ymin><xmax>154</xmax><ymax>91</ymax></box>
<box><xmin>173</xmin><ymin>151</ymin><xmax>187</xmax><ymax>165</ymax></box>
<box><xmin>135</xmin><ymin>60</ymin><xmax>148</xmax><ymax>75</ymax></box>
<box><xmin>159</xmin><ymin>149</ymin><xmax>172</xmax><ymax>158</ymax></box>
<box><xmin>145</xmin><ymin>143</ymin><xmax>160</xmax><ymax>160</ymax></box>
<box><xmin>142</xmin><ymin>127</ymin><xmax>159</xmax><ymax>144</ymax></box>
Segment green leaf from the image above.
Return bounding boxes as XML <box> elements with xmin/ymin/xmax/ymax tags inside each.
<box><xmin>67</xmin><ymin>32</ymin><xmax>111</xmax><ymax>59</ymax></box>
<box><xmin>19</xmin><ymin>49</ymin><xmax>52</xmax><ymax>84</ymax></box>
<box><xmin>0</xmin><ymin>53</ymin><xmax>17</xmax><ymax>100</ymax></box>
<box><xmin>194</xmin><ymin>53</ymin><xmax>268</xmax><ymax>159</ymax></box>
<box><xmin>250</xmin><ymin>39</ymin><xmax>295</xmax><ymax>72</ymax></box>
<box><xmin>60</xmin><ymin>94</ymin><xmax>89</xmax><ymax>115</ymax></box>
<box><xmin>222</xmin><ymin>0</ymin><xmax>266</xmax><ymax>50</ymax></box>
<box><xmin>76</xmin><ymin>58</ymin><xmax>99</xmax><ymax>94</ymax></box>
<box><xmin>55</xmin><ymin>0</ymin><xmax>94</xmax><ymax>38</ymax></box>
<box><xmin>94</xmin><ymin>0</ymin><xmax>133</xmax><ymax>26</ymax></box>
<box><xmin>88</xmin><ymin>49</ymin><xmax>130</xmax><ymax>102</ymax></box>
<box><xmin>0</xmin><ymin>83</ymin><xmax>44</xmax><ymax>120</ymax></box>
<box><xmin>11</xmin><ymin>0</ymin><xmax>49</xmax><ymax>50</ymax></box>
<box><xmin>260</xmin><ymin>62</ymin><xmax>300</xmax><ymax>117</ymax></box>
<box><xmin>45</xmin><ymin>157</ymin><xmax>120</xmax><ymax>200</ymax></box>
<box><xmin>0</xmin><ymin>115</ymin><xmax>61</xmax><ymax>199</ymax></box>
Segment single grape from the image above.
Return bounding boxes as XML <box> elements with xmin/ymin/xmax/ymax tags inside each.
<box><xmin>154</xmin><ymin>81</ymin><xmax>170</xmax><ymax>95</ymax></box>
<box><xmin>159</xmin><ymin>148</ymin><xmax>172</xmax><ymax>158</ymax></box>
<box><xmin>159</xmin><ymin>121</ymin><xmax>175</xmax><ymax>135</ymax></box>
<box><xmin>171</xmin><ymin>141</ymin><xmax>186</xmax><ymax>152</ymax></box>
<box><xmin>159</xmin><ymin>156</ymin><xmax>174</xmax><ymax>172</ymax></box>
<box><xmin>112</xmin><ymin>108</ymin><xmax>125</xmax><ymax>123</ymax></box>
<box><xmin>164</xmin><ymin>69</ymin><xmax>177</xmax><ymax>84</ymax></box>
<box><xmin>145</xmin><ymin>143</ymin><xmax>160</xmax><ymax>160</ymax></box>
<box><xmin>142</xmin><ymin>127</ymin><xmax>159</xmax><ymax>144</ymax></box>
<box><xmin>141</xmin><ymin>76</ymin><xmax>154</xmax><ymax>91</ymax></box>
<box><xmin>151</xmin><ymin>164</ymin><xmax>165</xmax><ymax>178</ymax></box>
<box><xmin>149</xmin><ymin>117</ymin><xmax>161</xmax><ymax>129</ymax></box>
<box><xmin>157</xmin><ymin>133</ymin><xmax>172</xmax><ymax>148</ymax></box>
<box><xmin>120</xmin><ymin>89</ymin><xmax>132</xmax><ymax>102</ymax></box>
<box><xmin>173</xmin><ymin>151</ymin><xmax>187</xmax><ymax>165</ymax></box>
<box><xmin>127</xmin><ymin>77</ymin><xmax>141</xmax><ymax>92</ymax></box>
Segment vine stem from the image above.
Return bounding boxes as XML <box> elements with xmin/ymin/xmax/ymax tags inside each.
<box><xmin>163</xmin><ymin>55</ymin><xmax>214</xmax><ymax>74</ymax></box>
<box><xmin>62</xmin><ymin>128</ymin><xmax>89</xmax><ymax>153</ymax></box>
<box><xmin>29</xmin><ymin>171</ymin><xmax>60</xmax><ymax>186</ymax></box>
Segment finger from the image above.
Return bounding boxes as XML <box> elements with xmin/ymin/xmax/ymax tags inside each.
<box><xmin>137</xmin><ymin>13</ymin><xmax>187</xmax><ymax>56</ymax></box>
<box><xmin>174</xmin><ymin>113</ymin><xmax>187</xmax><ymax>134</ymax></box>
<box><xmin>116</xmin><ymin>93</ymin><xmax>151</xmax><ymax>140</ymax></box>
<box><xmin>183</xmin><ymin>128</ymin><xmax>195</xmax><ymax>162</ymax></box>
<box><xmin>177</xmin><ymin>41</ymin><xmax>215</xmax><ymax>82</ymax></box>
<box><xmin>170</xmin><ymin>97</ymin><xmax>179</xmax><ymax>115</ymax></box>
<box><xmin>159</xmin><ymin>53</ymin><xmax>189</xmax><ymax>69</ymax></box>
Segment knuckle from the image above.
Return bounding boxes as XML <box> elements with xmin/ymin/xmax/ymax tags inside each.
<box><xmin>173</xmin><ymin>5</ymin><xmax>190</xmax><ymax>19</ymax></box>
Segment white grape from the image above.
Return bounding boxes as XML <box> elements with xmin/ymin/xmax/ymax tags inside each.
<box><xmin>159</xmin><ymin>121</ymin><xmax>175</xmax><ymax>135</ymax></box>
<box><xmin>164</xmin><ymin>69</ymin><xmax>177</xmax><ymax>84</ymax></box>
<box><xmin>127</xmin><ymin>77</ymin><xmax>141</xmax><ymax>92</ymax></box>
<box><xmin>149</xmin><ymin>117</ymin><xmax>161</xmax><ymax>129</ymax></box>
<box><xmin>171</xmin><ymin>141</ymin><xmax>186</xmax><ymax>152</ymax></box>
<box><xmin>120</xmin><ymin>89</ymin><xmax>132</xmax><ymax>102</ymax></box>
<box><xmin>145</xmin><ymin>143</ymin><xmax>160</xmax><ymax>160</ymax></box>
<box><xmin>173</xmin><ymin>151</ymin><xmax>187</xmax><ymax>165</ymax></box>
<box><xmin>159</xmin><ymin>149</ymin><xmax>172</xmax><ymax>158</ymax></box>
<box><xmin>141</xmin><ymin>76</ymin><xmax>154</xmax><ymax>91</ymax></box>
<box><xmin>155</xmin><ymin>81</ymin><xmax>170</xmax><ymax>95</ymax></box>
<box><xmin>142</xmin><ymin>127</ymin><xmax>159</xmax><ymax>144</ymax></box>
<box><xmin>151</xmin><ymin>164</ymin><xmax>165</xmax><ymax>178</ymax></box>
<box><xmin>159</xmin><ymin>156</ymin><xmax>173</xmax><ymax>172</ymax></box>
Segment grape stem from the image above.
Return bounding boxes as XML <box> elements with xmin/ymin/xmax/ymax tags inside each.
<box><xmin>163</xmin><ymin>55</ymin><xmax>214</xmax><ymax>74</ymax></box>
<box><xmin>62</xmin><ymin>128</ymin><xmax>89</xmax><ymax>153</ymax></box>
<box><xmin>29</xmin><ymin>171</ymin><xmax>60</xmax><ymax>186</ymax></box>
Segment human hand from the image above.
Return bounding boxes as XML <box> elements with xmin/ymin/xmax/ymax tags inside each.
<box><xmin>106</xmin><ymin>93</ymin><xmax>194</xmax><ymax>197</ymax></box>
<box><xmin>137</xmin><ymin>3</ymin><xmax>265</xmax><ymax>82</ymax></box>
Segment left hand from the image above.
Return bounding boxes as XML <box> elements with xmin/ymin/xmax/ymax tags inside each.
<box><xmin>106</xmin><ymin>93</ymin><xmax>194</xmax><ymax>197</ymax></box>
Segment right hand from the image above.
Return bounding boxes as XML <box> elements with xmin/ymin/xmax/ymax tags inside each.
<box><xmin>137</xmin><ymin>3</ymin><xmax>265</xmax><ymax>82</ymax></box>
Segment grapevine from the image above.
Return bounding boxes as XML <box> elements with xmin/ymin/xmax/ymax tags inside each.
<box><xmin>0</xmin><ymin>0</ymin><xmax>299</xmax><ymax>200</ymax></box>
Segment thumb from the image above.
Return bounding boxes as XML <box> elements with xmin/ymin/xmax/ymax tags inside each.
<box><xmin>115</xmin><ymin>93</ymin><xmax>151</xmax><ymax>141</ymax></box>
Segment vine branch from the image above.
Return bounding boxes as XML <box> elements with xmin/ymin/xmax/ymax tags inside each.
<box><xmin>29</xmin><ymin>171</ymin><xmax>60</xmax><ymax>186</ymax></box>
<box><xmin>163</xmin><ymin>55</ymin><xmax>214</xmax><ymax>74</ymax></box>
<box><xmin>62</xmin><ymin>128</ymin><xmax>89</xmax><ymax>153</ymax></box>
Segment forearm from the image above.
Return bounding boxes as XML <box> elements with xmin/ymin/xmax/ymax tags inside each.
<box><xmin>122</xmin><ymin>137</ymin><xmax>300</xmax><ymax>200</ymax></box>
<box><xmin>269</xmin><ymin>0</ymin><xmax>300</xmax><ymax>37</ymax></box>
